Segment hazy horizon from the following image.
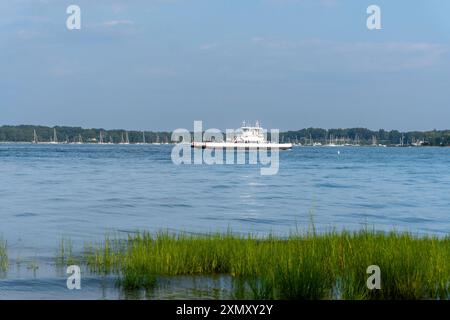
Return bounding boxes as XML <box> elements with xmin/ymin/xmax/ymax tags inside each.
<box><xmin>1</xmin><ymin>0</ymin><xmax>449</xmax><ymax>132</ymax></box>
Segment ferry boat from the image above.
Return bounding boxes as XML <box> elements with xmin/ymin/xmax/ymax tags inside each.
<box><xmin>191</xmin><ymin>121</ymin><xmax>293</xmax><ymax>150</ymax></box>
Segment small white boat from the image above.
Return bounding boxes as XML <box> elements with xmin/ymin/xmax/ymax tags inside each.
<box><xmin>191</xmin><ymin>121</ymin><xmax>292</xmax><ymax>150</ymax></box>
<box><xmin>32</xmin><ymin>129</ymin><xmax>38</xmax><ymax>144</ymax></box>
<box><xmin>48</xmin><ymin>128</ymin><xmax>59</xmax><ymax>144</ymax></box>
<box><xmin>135</xmin><ymin>131</ymin><xmax>147</xmax><ymax>145</ymax></box>
<box><xmin>76</xmin><ymin>134</ymin><xmax>83</xmax><ymax>144</ymax></box>
<box><xmin>119</xmin><ymin>132</ymin><xmax>130</xmax><ymax>145</ymax></box>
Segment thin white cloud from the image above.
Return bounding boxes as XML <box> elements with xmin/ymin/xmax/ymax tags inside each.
<box><xmin>102</xmin><ymin>20</ymin><xmax>134</xmax><ymax>28</ymax></box>
<box><xmin>199</xmin><ymin>42</ymin><xmax>220</xmax><ymax>50</ymax></box>
<box><xmin>249</xmin><ymin>37</ymin><xmax>449</xmax><ymax>71</ymax></box>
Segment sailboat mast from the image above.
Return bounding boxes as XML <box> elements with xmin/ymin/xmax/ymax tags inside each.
<box><xmin>33</xmin><ymin>129</ymin><xmax>38</xmax><ymax>143</ymax></box>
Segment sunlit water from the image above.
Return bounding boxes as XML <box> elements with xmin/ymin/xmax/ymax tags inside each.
<box><xmin>0</xmin><ymin>144</ymin><xmax>449</xmax><ymax>298</ymax></box>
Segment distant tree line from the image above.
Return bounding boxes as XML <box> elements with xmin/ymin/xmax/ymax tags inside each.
<box><xmin>280</xmin><ymin>128</ymin><xmax>450</xmax><ymax>146</ymax></box>
<box><xmin>0</xmin><ymin>125</ymin><xmax>449</xmax><ymax>146</ymax></box>
<box><xmin>0</xmin><ymin>125</ymin><xmax>172</xmax><ymax>144</ymax></box>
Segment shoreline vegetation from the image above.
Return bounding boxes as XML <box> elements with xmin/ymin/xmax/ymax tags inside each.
<box><xmin>0</xmin><ymin>124</ymin><xmax>449</xmax><ymax>146</ymax></box>
<box><xmin>0</xmin><ymin>238</ymin><xmax>7</xmax><ymax>273</ymax></box>
<box><xmin>54</xmin><ymin>229</ymin><xmax>450</xmax><ymax>300</ymax></box>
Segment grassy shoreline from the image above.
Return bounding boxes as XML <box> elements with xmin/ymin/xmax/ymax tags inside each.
<box><xmin>3</xmin><ymin>230</ymin><xmax>450</xmax><ymax>299</ymax></box>
<box><xmin>0</xmin><ymin>238</ymin><xmax>7</xmax><ymax>273</ymax></box>
<box><xmin>78</xmin><ymin>230</ymin><xmax>450</xmax><ymax>300</ymax></box>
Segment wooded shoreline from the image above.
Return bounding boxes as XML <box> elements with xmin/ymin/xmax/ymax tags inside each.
<box><xmin>1</xmin><ymin>124</ymin><xmax>449</xmax><ymax>146</ymax></box>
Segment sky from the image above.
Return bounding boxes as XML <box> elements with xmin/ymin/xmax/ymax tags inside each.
<box><xmin>1</xmin><ymin>0</ymin><xmax>449</xmax><ymax>131</ymax></box>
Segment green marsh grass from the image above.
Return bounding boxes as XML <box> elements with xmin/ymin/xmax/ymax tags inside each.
<box><xmin>83</xmin><ymin>230</ymin><xmax>450</xmax><ymax>299</ymax></box>
<box><xmin>56</xmin><ymin>238</ymin><xmax>80</xmax><ymax>267</ymax></box>
<box><xmin>0</xmin><ymin>238</ymin><xmax>7</xmax><ymax>272</ymax></box>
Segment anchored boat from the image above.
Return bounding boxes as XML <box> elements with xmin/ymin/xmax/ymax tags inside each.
<box><xmin>191</xmin><ymin>121</ymin><xmax>292</xmax><ymax>150</ymax></box>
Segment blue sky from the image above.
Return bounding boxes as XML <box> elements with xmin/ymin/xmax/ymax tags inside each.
<box><xmin>1</xmin><ymin>0</ymin><xmax>449</xmax><ymax>131</ymax></box>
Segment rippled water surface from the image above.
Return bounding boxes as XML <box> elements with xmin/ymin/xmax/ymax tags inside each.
<box><xmin>0</xmin><ymin>144</ymin><xmax>449</xmax><ymax>298</ymax></box>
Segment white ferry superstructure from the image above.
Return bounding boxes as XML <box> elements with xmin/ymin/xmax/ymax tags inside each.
<box><xmin>191</xmin><ymin>121</ymin><xmax>292</xmax><ymax>150</ymax></box>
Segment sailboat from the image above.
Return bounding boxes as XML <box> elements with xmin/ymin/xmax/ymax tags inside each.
<box><xmin>74</xmin><ymin>134</ymin><xmax>83</xmax><ymax>144</ymax></box>
<box><xmin>325</xmin><ymin>134</ymin><xmax>338</xmax><ymax>147</ymax></box>
<box><xmin>49</xmin><ymin>128</ymin><xmax>58</xmax><ymax>144</ymax></box>
<box><xmin>119</xmin><ymin>131</ymin><xmax>130</xmax><ymax>145</ymax></box>
<box><xmin>136</xmin><ymin>131</ymin><xmax>147</xmax><ymax>145</ymax></box>
<box><xmin>32</xmin><ymin>129</ymin><xmax>39</xmax><ymax>144</ymax></box>
<box><xmin>99</xmin><ymin>131</ymin><xmax>105</xmax><ymax>144</ymax></box>
<box><xmin>153</xmin><ymin>134</ymin><xmax>161</xmax><ymax>145</ymax></box>
<box><xmin>353</xmin><ymin>134</ymin><xmax>361</xmax><ymax>146</ymax></box>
